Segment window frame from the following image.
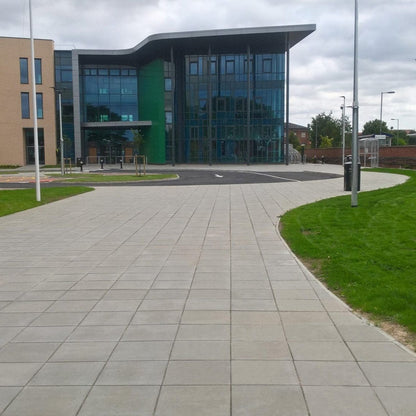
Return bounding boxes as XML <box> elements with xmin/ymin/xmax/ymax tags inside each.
<box><xmin>36</xmin><ymin>93</ymin><xmax>43</xmax><ymax>119</ymax></box>
<box><xmin>21</xmin><ymin>92</ymin><xmax>30</xmax><ymax>119</ymax></box>
<box><xmin>20</xmin><ymin>58</ymin><xmax>29</xmax><ymax>84</ymax></box>
<box><xmin>35</xmin><ymin>58</ymin><xmax>42</xmax><ymax>84</ymax></box>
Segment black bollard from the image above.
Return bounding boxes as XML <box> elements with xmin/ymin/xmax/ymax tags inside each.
<box><xmin>100</xmin><ymin>159</ymin><xmax>104</xmax><ymax>169</ymax></box>
<box><xmin>80</xmin><ymin>161</ymin><xmax>83</xmax><ymax>172</ymax></box>
<box><xmin>119</xmin><ymin>158</ymin><xmax>123</xmax><ymax>169</ymax></box>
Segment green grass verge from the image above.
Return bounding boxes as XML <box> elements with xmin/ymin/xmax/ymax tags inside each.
<box><xmin>0</xmin><ymin>187</ymin><xmax>93</xmax><ymax>217</ymax></box>
<box><xmin>280</xmin><ymin>168</ymin><xmax>416</xmax><ymax>342</ymax></box>
<box><xmin>48</xmin><ymin>173</ymin><xmax>177</xmax><ymax>183</ymax></box>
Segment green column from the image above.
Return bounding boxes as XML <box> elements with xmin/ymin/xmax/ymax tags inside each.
<box><xmin>138</xmin><ymin>60</ymin><xmax>166</xmax><ymax>164</ymax></box>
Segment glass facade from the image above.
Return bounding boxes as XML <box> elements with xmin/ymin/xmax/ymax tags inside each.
<box><xmin>164</xmin><ymin>61</ymin><xmax>174</xmax><ymax>163</ymax></box>
<box><xmin>182</xmin><ymin>52</ymin><xmax>285</xmax><ymax>163</ymax></box>
<box><xmin>55</xmin><ymin>51</ymin><xmax>75</xmax><ymax>160</ymax></box>
<box><xmin>80</xmin><ymin>66</ymin><xmax>138</xmax><ymax>122</ymax></box>
<box><xmin>79</xmin><ymin>65</ymin><xmax>138</xmax><ymax>162</ymax></box>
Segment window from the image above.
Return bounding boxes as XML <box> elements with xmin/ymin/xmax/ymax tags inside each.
<box><xmin>236</xmin><ymin>97</ymin><xmax>246</xmax><ymax>112</ymax></box>
<box><xmin>25</xmin><ymin>128</ymin><xmax>45</xmax><ymax>164</ymax></box>
<box><xmin>190</xmin><ymin>126</ymin><xmax>198</xmax><ymax>139</ymax></box>
<box><xmin>263</xmin><ymin>58</ymin><xmax>272</xmax><ymax>73</ymax></box>
<box><xmin>20</xmin><ymin>58</ymin><xmax>42</xmax><ymax>84</ymax></box>
<box><xmin>20</xmin><ymin>58</ymin><xmax>28</xmax><ymax>84</ymax></box>
<box><xmin>189</xmin><ymin>62</ymin><xmax>198</xmax><ymax>75</ymax></box>
<box><xmin>217</xmin><ymin>97</ymin><xmax>226</xmax><ymax>112</ymax></box>
<box><xmin>226</xmin><ymin>60</ymin><xmax>235</xmax><ymax>74</ymax></box>
<box><xmin>21</xmin><ymin>92</ymin><xmax>30</xmax><ymax>118</ymax></box>
<box><xmin>165</xmin><ymin>111</ymin><xmax>172</xmax><ymax>124</ymax></box>
<box><xmin>62</xmin><ymin>70</ymin><xmax>72</xmax><ymax>81</ymax></box>
<box><xmin>165</xmin><ymin>78</ymin><xmax>172</xmax><ymax>91</ymax></box>
<box><xmin>244</xmin><ymin>58</ymin><xmax>253</xmax><ymax>74</ymax></box>
<box><xmin>35</xmin><ymin>59</ymin><xmax>42</xmax><ymax>84</ymax></box>
<box><xmin>36</xmin><ymin>93</ymin><xmax>43</xmax><ymax>119</ymax></box>
<box><xmin>208</xmin><ymin>58</ymin><xmax>216</xmax><ymax>75</ymax></box>
<box><xmin>199</xmin><ymin>99</ymin><xmax>207</xmax><ymax>112</ymax></box>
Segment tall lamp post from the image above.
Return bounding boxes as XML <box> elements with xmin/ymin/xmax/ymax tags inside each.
<box><xmin>391</xmin><ymin>118</ymin><xmax>399</xmax><ymax>145</ymax></box>
<box><xmin>351</xmin><ymin>0</ymin><xmax>359</xmax><ymax>207</ymax></box>
<box><xmin>51</xmin><ymin>88</ymin><xmax>65</xmax><ymax>175</ymax></box>
<box><xmin>340</xmin><ymin>95</ymin><xmax>346</xmax><ymax>165</ymax></box>
<box><xmin>29</xmin><ymin>0</ymin><xmax>41</xmax><ymax>201</ymax></box>
<box><xmin>379</xmin><ymin>91</ymin><xmax>395</xmax><ymax>134</ymax></box>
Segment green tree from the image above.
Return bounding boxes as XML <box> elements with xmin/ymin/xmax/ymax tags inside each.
<box><xmin>320</xmin><ymin>136</ymin><xmax>333</xmax><ymax>148</ymax></box>
<box><xmin>389</xmin><ymin>127</ymin><xmax>409</xmax><ymax>146</ymax></box>
<box><xmin>362</xmin><ymin>119</ymin><xmax>389</xmax><ymax>135</ymax></box>
<box><xmin>132</xmin><ymin>129</ymin><xmax>145</xmax><ymax>155</ymax></box>
<box><xmin>309</xmin><ymin>112</ymin><xmax>350</xmax><ymax>148</ymax></box>
<box><xmin>289</xmin><ymin>131</ymin><xmax>300</xmax><ymax>150</ymax></box>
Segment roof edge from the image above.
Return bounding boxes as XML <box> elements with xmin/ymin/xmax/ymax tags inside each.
<box><xmin>74</xmin><ymin>24</ymin><xmax>316</xmax><ymax>56</ymax></box>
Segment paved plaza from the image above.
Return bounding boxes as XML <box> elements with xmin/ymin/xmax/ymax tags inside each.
<box><xmin>0</xmin><ymin>164</ymin><xmax>414</xmax><ymax>415</ymax></box>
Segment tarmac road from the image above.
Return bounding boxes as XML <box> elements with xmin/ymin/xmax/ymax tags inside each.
<box><xmin>0</xmin><ymin>168</ymin><xmax>342</xmax><ymax>188</ymax></box>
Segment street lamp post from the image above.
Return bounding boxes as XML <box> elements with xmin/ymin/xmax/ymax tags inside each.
<box><xmin>57</xmin><ymin>91</ymin><xmax>64</xmax><ymax>175</ymax></box>
<box><xmin>340</xmin><ymin>95</ymin><xmax>346</xmax><ymax>165</ymax></box>
<box><xmin>379</xmin><ymin>91</ymin><xmax>395</xmax><ymax>134</ymax></box>
<box><xmin>391</xmin><ymin>118</ymin><xmax>399</xmax><ymax>145</ymax></box>
<box><xmin>51</xmin><ymin>88</ymin><xmax>65</xmax><ymax>175</ymax></box>
<box><xmin>351</xmin><ymin>0</ymin><xmax>359</xmax><ymax>207</ymax></box>
<box><xmin>29</xmin><ymin>0</ymin><xmax>41</xmax><ymax>201</ymax></box>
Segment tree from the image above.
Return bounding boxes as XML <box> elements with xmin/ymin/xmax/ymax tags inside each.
<box><xmin>389</xmin><ymin>127</ymin><xmax>409</xmax><ymax>146</ymax></box>
<box><xmin>362</xmin><ymin>119</ymin><xmax>389</xmax><ymax>135</ymax></box>
<box><xmin>132</xmin><ymin>129</ymin><xmax>145</xmax><ymax>155</ymax></box>
<box><xmin>289</xmin><ymin>131</ymin><xmax>300</xmax><ymax>150</ymax></box>
<box><xmin>309</xmin><ymin>112</ymin><xmax>351</xmax><ymax>148</ymax></box>
<box><xmin>320</xmin><ymin>136</ymin><xmax>333</xmax><ymax>148</ymax></box>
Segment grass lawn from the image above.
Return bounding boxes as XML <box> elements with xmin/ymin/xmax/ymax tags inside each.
<box><xmin>48</xmin><ymin>173</ymin><xmax>177</xmax><ymax>182</ymax></box>
<box><xmin>280</xmin><ymin>168</ymin><xmax>416</xmax><ymax>348</ymax></box>
<box><xmin>0</xmin><ymin>187</ymin><xmax>93</xmax><ymax>217</ymax></box>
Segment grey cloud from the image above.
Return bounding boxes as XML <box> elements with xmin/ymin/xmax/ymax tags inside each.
<box><xmin>2</xmin><ymin>0</ymin><xmax>415</xmax><ymax>128</ymax></box>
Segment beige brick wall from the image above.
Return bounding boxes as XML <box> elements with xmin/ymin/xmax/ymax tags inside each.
<box><xmin>0</xmin><ymin>37</ymin><xmax>56</xmax><ymax>166</ymax></box>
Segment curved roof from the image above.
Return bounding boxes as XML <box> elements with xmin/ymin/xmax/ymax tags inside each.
<box><xmin>74</xmin><ymin>24</ymin><xmax>316</xmax><ymax>65</ymax></box>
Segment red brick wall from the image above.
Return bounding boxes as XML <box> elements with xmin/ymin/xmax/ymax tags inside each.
<box><xmin>304</xmin><ymin>146</ymin><xmax>416</xmax><ymax>168</ymax></box>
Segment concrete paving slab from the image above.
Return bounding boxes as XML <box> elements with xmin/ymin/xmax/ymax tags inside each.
<box><xmin>0</xmin><ymin>165</ymin><xmax>413</xmax><ymax>415</ymax></box>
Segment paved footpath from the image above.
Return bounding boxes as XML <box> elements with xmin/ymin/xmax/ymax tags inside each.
<box><xmin>0</xmin><ymin>165</ymin><xmax>414</xmax><ymax>416</ymax></box>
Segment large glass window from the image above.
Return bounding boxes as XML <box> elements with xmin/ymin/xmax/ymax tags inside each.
<box><xmin>80</xmin><ymin>65</ymin><xmax>138</xmax><ymax>123</ymax></box>
<box><xmin>36</xmin><ymin>93</ymin><xmax>43</xmax><ymax>119</ymax></box>
<box><xmin>20</xmin><ymin>58</ymin><xmax>28</xmax><ymax>84</ymax></box>
<box><xmin>183</xmin><ymin>52</ymin><xmax>285</xmax><ymax>163</ymax></box>
<box><xmin>21</xmin><ymin>92</ymin><xmax>30</xmax><ymax>118</ymax></box>
<box><xmin>54</xmin><ymin>50</ymin><xmax>75</xmax><ymax>160</ymax></box>
<box><xmin>165</xmin><ymin>78</ymin><xmax>172</xmax><ymax>91</ymax></box>
<box><xmin>35</xmin><ymin>59</ymin><xmax>42</xmax><ymax>84</ymax></box>
<box><xmin>24</xmin><ymin>128</ymin><xmax>45</xmax><ymax>164</ymax></box>
<box><xmin>19</xmin><ymin>58</ymin><xmax>42</xmax><ymax>84</ymax></box>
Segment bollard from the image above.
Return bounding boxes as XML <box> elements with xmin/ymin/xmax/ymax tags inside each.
<box><xmin>100</xmin><ymin>159</ymin><xmax>104</xmax><ymax>169</ymax></box>
<box><xmin>79</xmin><ymin>161</ymin><xmax>84</xmax><ymax>172</ymax></box>
<box><xmin>119</xmin><ymin>158</ymin><xmax>123</xmax><ymax>169</ymax></box>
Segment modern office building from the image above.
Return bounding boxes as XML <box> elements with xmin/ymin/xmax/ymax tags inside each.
<box><xmin>0</xmin><ymin>37</ymin><xmax>56</xmax><ymax>166</ymax></box>
<box><xmin>1</xmin><ymin>25</ymin><xmax>315</xmax><ymax>166</ymax></box>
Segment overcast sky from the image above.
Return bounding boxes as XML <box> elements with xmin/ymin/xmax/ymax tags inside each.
<box><xmin>3</xmin><ymin>0</ymin><xmax>416</xmax><ymax>130</ymax></box>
